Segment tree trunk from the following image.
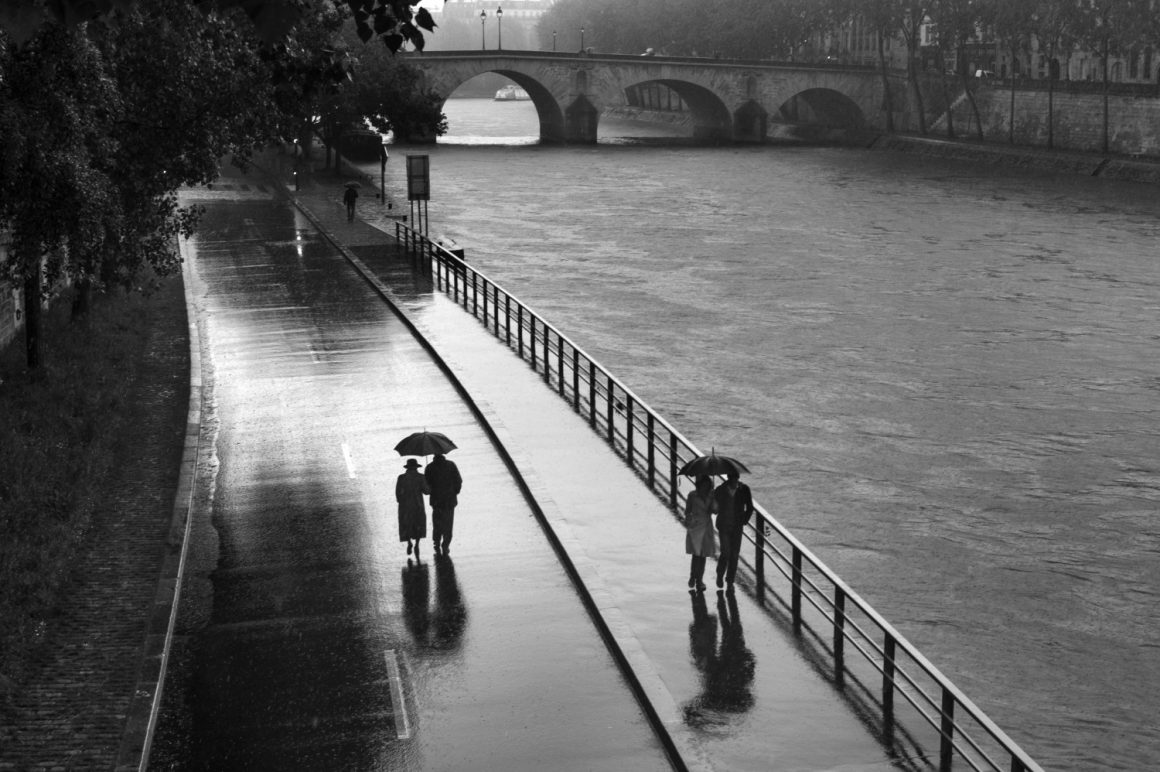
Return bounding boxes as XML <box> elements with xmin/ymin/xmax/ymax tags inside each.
<box><xmin>23</xmin><ymin>271</ymin><xmax>42</xmax><ymax>370</ymax></box>
<box><xmin>877</xmin><ymin>30</ymin><xmax>895</xmax><ymax>132</ymax></box>
<box><xmin>1008</xmin><ymin>45</ymin><xmax>1017</xmax><ymax>145</ymax></box>
<box><xmin>71</xmin><ymin>279</ymin><xmax>92</xmax><ymax>321</ymax></box>
<box><xmin>1048</xmin><ymin>74</ymin><xmax>1055</xmax><ymax>150</ymax></box>
<box><xmin>908</xmin><ymin>55</ymin><xmax>928</xmax><ymax>134</ymax></box>
<box><xmin>1101</xmin><ymin>36</ymin><xmax>1110</xmax><ymax>154</ymax></box>
<box><xmin>939</xmin><ymin>50</ymin><xmax>955</xmax><ymax>138</ymax></box>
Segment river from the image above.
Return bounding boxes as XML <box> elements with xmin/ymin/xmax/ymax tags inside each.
<box><xmin>366</xmin><ymin>98</ymin><xmax>1160</xmax><ymax>771</ymax></box>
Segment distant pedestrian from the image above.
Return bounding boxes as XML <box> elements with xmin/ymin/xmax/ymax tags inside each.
<box><xmin>425</xmin><ymin>452</ymin><xmax>463</xmax><ymax>555</ymax></box>
<box><xmin>713</xmin><ymin>470</ymin><xmax>754</xmax><ymax>591</ymax></box>
<box><xmin>396</xmin><ymin>458</ymin><xmax>430</xmax><ymax>557</ymax></box>
<box><xmin>685</xmin><ymin>475</ymin><xmax>717</xmax><ymax>592</ymax></box>
<box><xmin>343</xmin><ymin>185</ymin><xmax>358</xmax><ymax>222</ymax></box>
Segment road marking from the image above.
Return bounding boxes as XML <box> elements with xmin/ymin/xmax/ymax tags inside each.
<box><xmin>342</xmin><ymin>442</ymin><xmax>357</xmax><ymax>478</ymax></box>
<box><xmin>384</xmin><ymin>650</ymin><xmax>411</xmax><ymax>740</ymax></box>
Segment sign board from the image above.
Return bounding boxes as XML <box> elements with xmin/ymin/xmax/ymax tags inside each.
<box><xmin>406</xmin><ymin>154</ymin><xmax>430</xmax><ymax>201</ymax></box>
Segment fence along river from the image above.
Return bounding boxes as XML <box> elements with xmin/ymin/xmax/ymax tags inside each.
<box><xmin>360</xmin><ymin>97</ymin><xmax>1160</xmax><ymax>771</ymax></box>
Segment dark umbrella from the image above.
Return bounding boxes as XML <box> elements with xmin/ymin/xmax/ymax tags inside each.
<box><xmin>345</xmin><ymin>180</ymin><xmax>362</xmax><ymax>188</ymax></box>
<box><xmin>678</xmin><ymin>449</ymin><xmax>750</xmax><ymax>477</ymax></box>
<box><xmin>395</xmin><ymin>431</ymin><xmax>457</xmax><ymax>457</ymax></box>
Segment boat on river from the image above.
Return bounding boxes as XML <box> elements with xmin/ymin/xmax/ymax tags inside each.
<box><xmin>494</xmin><ymin>85</ymin><xmax>530</xmax><ymax>101</ymax></box>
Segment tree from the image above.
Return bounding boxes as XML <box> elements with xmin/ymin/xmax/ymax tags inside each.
<box><xmin>987</xmin><ymin>0</ymin><xmax>1036</xmax><ymax>144</ymax></box>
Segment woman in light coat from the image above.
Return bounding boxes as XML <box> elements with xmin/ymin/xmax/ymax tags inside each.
<box><xmin>685</xmin><ymin>475</ymin><xmax>717</xmax><ymax>592</ymax></box>
<box><xmin>397</xmin><ymin>458</ymin><xmax>430</xmax><ymax>557</ymax></box>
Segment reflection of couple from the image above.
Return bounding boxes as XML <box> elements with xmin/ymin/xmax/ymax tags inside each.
<box><xmin>401</xmin><ymin>555</ymin><xmax>467</xmax><ymax>650</ymax></box>
<box><xmin>683</xmin><ymin>591</ymin><xmax>756</xmax><ymax>725</ymax></box>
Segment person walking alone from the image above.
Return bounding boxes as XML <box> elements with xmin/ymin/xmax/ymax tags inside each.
<box><xmin>713</xmin><ymin>470</ymin><xmax>753</xmax><ymax>591</ymax></box>
<box><xmin>684</xmin><ymin>475</ymin><xmax>717</xmax><ymax>592</ymax></box>
<box><xmin>396</xmin><ymin>458</ymin><xmax>430</xmax><ymax>558</ymax></box>
<box><xmin>425</xmin><ymin>452</ymin><xmax>463</xmax><ymax>555</ymax></box>
<box><xmin>343</xmin><ymin>185</ymin><xmax>358</xmax><ymax>222</ymax></box>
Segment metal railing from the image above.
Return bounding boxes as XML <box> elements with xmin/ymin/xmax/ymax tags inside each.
<box><xmin>395</xmin><ymin>222</ymin><xmax>1043</xmax><ymax>772</ymax></box>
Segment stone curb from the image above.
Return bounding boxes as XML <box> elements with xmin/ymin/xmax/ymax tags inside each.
<box><xmin>112</xmin><ymin>241</ymin><xmax>205</xmax><ymax>772</ymax></box>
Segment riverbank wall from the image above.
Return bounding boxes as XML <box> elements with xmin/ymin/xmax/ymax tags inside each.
<box><xmin>872</xmin><ymin>133</ymin><xmax>1160</xmax><ymax>184</ymax></box>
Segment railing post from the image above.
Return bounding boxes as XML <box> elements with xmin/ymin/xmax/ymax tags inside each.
<box><xmin>543</xmin><ymin>324</ymin><xmax>550</xmax><ymax>384</ymax></box>
<box><xmin>572</xmin><ymin>349</ymin><xmax>580</xmax><ymax>410</ymax></box>
<box><xmin>792</xmin><ymin>547</ymin><xmax>803</xmax><ymax>626</ymax></box>
<box><xmin>669</xmin><ymin>433</ymin><xmax>678</xmax><ymax>509</ymax></box>
<box><xmin>647</xmin><ymin>413</ymin><xmax>655</xmax><ymax>489</ymax></box>
<box><xmin>494</xmin><ymin>286</ymin><xmax>500</xmax><ymax>337</ymax></box>
<box><xmin>606</xmin><ymin>376</ymin><xmax>614</xmax><ymax>444</ymax></box>
<box><xmin>505</xmin><ymin>295</ymin><xmax>511</xmax><ymax>346</ymax></box>
<box><xmin>482</xmin><ymin>277</ymin><xmax>488</xmax><ymax>326</ymax></box>
<box><xmin>517</xmin><ymin>305</ymin><xmax>524</xmax><ymax>359</ymax></box>
<box><xmin>754</xmin><ymin>514</ymin><xmax>765</xmax><ymax>585</ymax></box>
<box><xmin>471</xmin><ymin>271</ymin><xmax>478</xmax><ymax>314</ymax></box>
<box><xmin>557</xmin><ymin>336</ymin><xmax>564</xmax><ymax>396</ymax></box>
<box><xmin>882</xmin><ymin>635</ymin><xmax>896</xmax><ymax>720</ymax></box>
<box><xmin>833</xmin><ymin>587</ymin><xmax>846</xmax><ymax>676</ymax></box>
<box><xmin>530</xmin><ymin>317</ymin><xmax>537</xmax><ymax>370</ymax></box>
<box><xmin>939</xmin><ymin>687</ymin><xmax>956</xmax><ymax>771</ymax></box>
<box><xmin>626</xmin><ymin>396</ymin><xmax>634</xmax><ymax>469</ymax></box>
<box><xmin>588</xmin><ymin>361</ymin><xmax>596</xmax><ymax>428</ymax></box>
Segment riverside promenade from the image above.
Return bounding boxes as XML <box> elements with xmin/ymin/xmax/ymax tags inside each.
<box><xmin>179</xmin><ymin>154</ymin><xmax>926</xmax><ymax>770</ymax></box>
<box><xmin>2</xmin><ymin>153</ymin><xmax>944</xmax><ymax>771</ymax></box>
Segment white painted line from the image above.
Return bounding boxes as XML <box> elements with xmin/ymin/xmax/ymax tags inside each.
<box><xmin>384</xmin><ymin>650</ymin><xmax>411</xmax><ymax>740</ymax></box>
<box><xmin>342</xmin><ymin>442</ymin><xmax>357</xmax><ymax>478</ymax></box>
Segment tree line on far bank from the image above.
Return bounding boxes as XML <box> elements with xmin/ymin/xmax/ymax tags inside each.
<box><xmin>0</xmin><ymin>0</ymin><xmax>445</xmax><ymax>372</ymax></box>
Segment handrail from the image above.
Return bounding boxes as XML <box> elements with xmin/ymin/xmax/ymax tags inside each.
<box><xmin>394</xmin><ymin>222</ymin><xmax>1043</xmax><ymax>772</ymax></box>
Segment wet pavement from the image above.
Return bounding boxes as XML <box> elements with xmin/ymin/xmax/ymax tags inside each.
<box><xmin>159</xmin><ymin>154</ymin><xmax>936</xmax><ymax>771</ymax></box>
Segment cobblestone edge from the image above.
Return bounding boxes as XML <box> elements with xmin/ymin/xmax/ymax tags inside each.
<box><xmin>112</xmin><ymin>246</ymin><xmax>204</xmax><ymax>772</ymax></box>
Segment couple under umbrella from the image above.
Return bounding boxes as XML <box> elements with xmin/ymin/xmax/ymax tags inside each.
<box><xmin>679</xmin><ymin>449</ymin><xmax>754</xmax><ymax>593</ymax></box>
<box><xmin>395</xmin><ymin>431</ymin><xmax>463</xmax><ymax>558</ymax></box>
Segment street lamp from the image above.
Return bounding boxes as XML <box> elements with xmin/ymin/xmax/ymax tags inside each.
<box><xmin>497</xmin><ymin>6</ymin><xmax>503</xmax><ymax>50</ymax></box>
<box><xmin>552</xmin><ymin>29</ymin><xmax>557</xmax><ymax>52</ymax></box>
<box><xmin>480</xmin><ymin>9</ymin><xmax>486</xmax><ymax>51</ymax></box>
<box><xmin>580</xmin><ymin>26</ymin><xmax>585</xmax><ymax>52</ymax></box>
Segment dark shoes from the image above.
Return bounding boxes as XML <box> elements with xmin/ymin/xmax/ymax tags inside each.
<box><xmin>406</xmin><ymin>542</ymin><xmax>412</xmax><ymax>555</ymax></box>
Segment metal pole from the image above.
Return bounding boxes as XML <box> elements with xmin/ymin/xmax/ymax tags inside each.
<box><xmin>497</xmin><ymin>6</ymin><xmax>503</xmax><ymax>50</ymax></box>
<box><xmin>626</xmin><ymin>396</ymin><xmax>634</xmax><ymax>468</ymax></box>
<box><xmin>647</xmin><ymin>413</ymin><xmax>655</xmax><ymax>489</ymax></box>
<box><xmin>792</xmin><ymin>548</ymin><xmax>803</xmax><ymax>626</ymax></box>
<box><xmin>668</xmin><ymin>433</ymin><xmax>678</xmax><ymax>509</ymax></box>
<box><xmin>480</xmin><ymin>9</ymin><xmax>487</xmax><ymax>50</ymax></box>
<box><xmin>939</xmin><ymin>688</ymin><xmax>956</xmax><ymax>771</ymax></box>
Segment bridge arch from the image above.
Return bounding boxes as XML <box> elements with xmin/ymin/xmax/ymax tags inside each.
<box><xmin>436</xmin><ymin>69</ymin><xmax>569</xmax><ymax>144</ymax></box>
<box><xmin>623</xmin><ymin>79</ymin><xmax>733</xmax><ymax>143</ymax></box>
<box><xmin>775</xmin><ymin>88</ymin><xmax>866</xmax><ymax>134</ymax></box>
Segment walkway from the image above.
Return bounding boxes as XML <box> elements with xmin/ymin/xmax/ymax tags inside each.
<box><xmin>271</xmin><ymin>157</ymin><xmax>928</xmax><ymax>771</ymax></box>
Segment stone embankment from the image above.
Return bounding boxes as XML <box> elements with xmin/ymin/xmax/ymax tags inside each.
<box><xmin>872</xmin><ymin>133</ymin><xmax>1160</xmax><ymax>184</ymax></box>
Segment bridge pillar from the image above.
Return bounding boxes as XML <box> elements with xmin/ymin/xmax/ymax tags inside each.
<box><xmin>564</xmin><ymin>97</ymin><xmax>599</xmax><ymax>144</ymax></box>
<box><xmin>734</xmin><ymin>100</ymin><xmax>768</xmax><ymax>144</ymax></box>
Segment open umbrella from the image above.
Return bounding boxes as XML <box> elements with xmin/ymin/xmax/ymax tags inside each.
<box><xmin>678</xmin><ymin>449</ymin><xmax>750</xmax><ymax>477</ymax></box>
<box><xmin>345</xmin><ymin>180</ymin><xmax>362</xmax><ymax>188</ymax></box>
<box><xmin>394</xmin><ymin>430</ymin><xmax>457</xmax><ymax>457</ymax></box>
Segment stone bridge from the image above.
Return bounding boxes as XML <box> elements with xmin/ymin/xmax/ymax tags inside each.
<box><xmin>401</xmin><ymin>50</ymin><xmax>910</xmax><ymax>143</ymax></box>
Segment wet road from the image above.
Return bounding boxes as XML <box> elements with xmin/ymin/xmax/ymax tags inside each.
<box><xmin>172</xmin><ymin>176</ymin><xmax>671</xmax><ymax>769</ymax></box>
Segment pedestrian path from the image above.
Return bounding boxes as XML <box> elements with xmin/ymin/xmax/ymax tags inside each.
<box><xmin>164</xmin><ymin>169</ymin><xmax>674</xmax><ymax>770</ymax></box>
<box><xmin>281</xmin><ymin>164</ymin><xmax>931</xmax><ymax>771</ymax></box>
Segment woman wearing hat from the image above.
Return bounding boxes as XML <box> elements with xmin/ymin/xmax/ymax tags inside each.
<box><xmin>396</xmin><ymin>458</ymin><xmax>431</xmax><ymax>557</ymax></box>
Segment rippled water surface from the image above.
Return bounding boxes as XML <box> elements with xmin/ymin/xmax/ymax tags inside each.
<box><xmin>373</xmin><ymin>99</ymin><xmax>1160</xmax><ymax>770</ymax></box>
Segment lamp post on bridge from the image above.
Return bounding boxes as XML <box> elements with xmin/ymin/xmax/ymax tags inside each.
<box><xmin>580</xmin><ymin>26</ymin><xmax>585</xmax><ymax>52</ymax></box>
<box><xmin>552</xmin><ymin>29</ymin><xmax>557</xmax><ymax>52</ymax></box>
<box><xmin>480</xmin><ymin>9</ymin><xmax>486</xmax><ymax>51</ymax></box>
<box><xmin>497</xmin><ymin>5</ymin><xmax>503</xmax><ymax>50</ymax></box>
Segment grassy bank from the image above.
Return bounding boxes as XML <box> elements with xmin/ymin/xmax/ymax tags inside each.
<box><xmin>0</xmin><ymin>276</ymin><xmax>186</xmax><ymax>694</ymax></box>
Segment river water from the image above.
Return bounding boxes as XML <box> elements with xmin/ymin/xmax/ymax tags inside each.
<box><xmin>370</xmin><ymin>98</ymin><xmax>1160</xmax><ymax>771</ymax></box>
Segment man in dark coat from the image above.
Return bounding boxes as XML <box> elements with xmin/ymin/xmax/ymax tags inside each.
<box><xmin>425</xmin><ymin>453</ymin><xmax>463</xmax><ymax>555</ymax></box>
<box><xmin>713</xmin><ymin>470</ymin><xmax>754</xmax><ymax>591</ymax></box>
